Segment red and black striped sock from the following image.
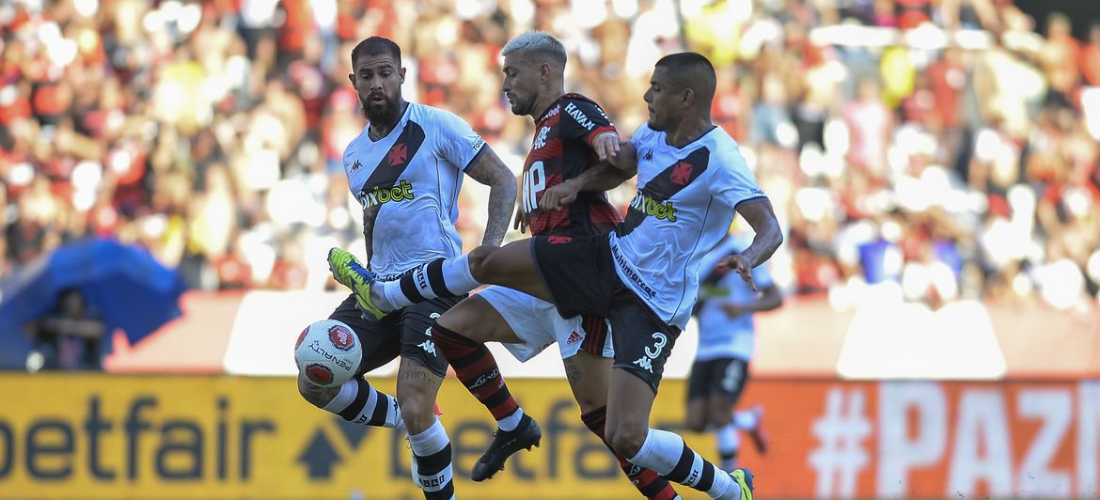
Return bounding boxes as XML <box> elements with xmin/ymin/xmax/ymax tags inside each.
<box><xmin>432</xmin><ymin>322</ymin><xmax>519</xmax><ymax>421</ymax></box>
<box><xmin>581</xmin><ymin>406</ymin><xmax>680</xmax><ymax>500</ymax></box>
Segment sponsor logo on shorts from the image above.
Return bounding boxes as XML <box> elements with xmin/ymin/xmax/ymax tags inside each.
<box><xmin>419</xmin><ymin>340</ymin><xmax>437</xmax><ymax>356</ymax></box>
<box><xmin>566</xmin><ymin>331</ymin><xmax>582</xmax><ymax>345</ymax></box>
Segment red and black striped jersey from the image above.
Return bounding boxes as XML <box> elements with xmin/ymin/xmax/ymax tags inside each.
<box><xmin>521</xmin><ymin>93</ymin><xmax>624</xmax><ymax>238</ymax></box>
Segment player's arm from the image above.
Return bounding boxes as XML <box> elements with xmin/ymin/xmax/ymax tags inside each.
<box><xmin>433</xmin><ymin>109</ymin><xmax>518</xmax><ymax>247</ymax></box>
<box><xmin>539</xmin><ymin>141</ymin><xmax>637</xmax><ymax>211</ymax></box>
<box><xmin>718</xmin><ymin>199</ymin><xmax>783</xmax><ymax>291</ymax></box>
<box><xmin>720</xmin><ymin>283</ymin><xmax>782</xmax><ymax>318</ymax></box>
<box><xmin>464</xmin><ymin>146</ymin><xmax>518</xmax><ymax>247</ymax></box>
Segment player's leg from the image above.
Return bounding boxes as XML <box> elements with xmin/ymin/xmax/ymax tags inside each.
<box><xmin>328</xmin><ymin>239</ymin><xmax>552</xmax><ymax>318</ymax></box>
<box><xmin>297</xmin><ymin>295</ymin><xmax>404</xmax><ymax>433</ymax></box>
<box><xmin>685</xmin><ymin>360</ymin><xmax>713</xmax><ymax>434</ymax></box>
<box><xmin>431</xmin><ymin>291</ymin><xmax>541</xmax><ymax>481</ymax></box>
<box><xmin>396</xmin><ymin>297</ymin><xmax>462</xmax><ymax>500</ymax></box>
<box><xmin>603</xmin><ymin>298</ymin><xmax>753</xmax><ymax>500</ymax></box>
<box><xmin>707</xmin><ymin>359</ymin><xmax>746</xmax><ymax>472</ymax></box>
<box><xmin>565</xmin><ymin>347</ymin><xmax>681</xmax><ymax>500</ymax></box>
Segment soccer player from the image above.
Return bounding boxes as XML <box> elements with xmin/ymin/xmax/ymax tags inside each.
<box><xmin>426</xmin><ymin>32</ymin><xmax>681</xmax><ymax>500</ymax></box>
<box><xmin>688</xmin><ymin>231</ymin><xmax>782</xmax><ymax>472</ymax></box>
<box><xmin>297</xmin><ymin>36</ymin><xmax>517</xmax><ymax>500</ymax></box>
<box><xmin>331</xmin><ymin>52</ymin><xmax>781</xmax><ymax>500</ymax></box>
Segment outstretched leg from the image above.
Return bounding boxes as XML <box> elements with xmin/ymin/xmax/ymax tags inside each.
<box><xmin>329</xmin><ymin>240</ymin><xmax>551</xmax><ymax>318</ymax></box>
<box><xmin>433</xmin><ymin>296</ymin><xmax>541</xmax><ymax>481</ymax></box>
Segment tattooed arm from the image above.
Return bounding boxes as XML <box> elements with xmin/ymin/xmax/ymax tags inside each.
<box><xmin>463</xmin><ymin>146</ymin><xmax>518</xmax><ymax>247</ymax></box>
<box><xmin>361</xmin><ymin>204</ymin><xmax>381</xmax><ymax>266</ymax></box>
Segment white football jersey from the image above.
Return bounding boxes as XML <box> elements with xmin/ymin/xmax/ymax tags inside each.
<box><xmin>609</xmin><ymin>124</ymin><xmax>767</xmax><ymax>329</ymax></box>
<box><xmin>342</xmin><ymin>102</ymin><xmax>486</xmax><ymax>278</ymax></box>
<box><xmin>694</xmin><ymin>234</ymin><xmax>774</xmax><ymax>362</ymax></box>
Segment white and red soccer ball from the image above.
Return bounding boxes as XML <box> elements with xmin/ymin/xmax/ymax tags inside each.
<box><xmin>294</xmin><ymin>319</ymin><xmax>362</xmax><ymax>387</ymax></box>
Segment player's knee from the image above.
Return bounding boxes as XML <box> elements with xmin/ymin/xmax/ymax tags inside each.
<box><xmin>686</xmin><ymin>412</ymin><xmax>707</xmax><ymax>433</ymax></box>
<box><xmin>397</xmin><ymin>389</ymin><xmax>437</xmax><ymax>435</ymax></box>
<box><xmin>297</xmin><ymin>374</ymin><xmax>338</xmax><ymax>409</ymax></box>
<box><xmin>466</xmin><ymin>245</ymin><xmax>497</xmax><ymax>282</ymax></box>
<box><xmin>434</xmin><ymin>306</ymin><xmax>479</xmax><ymax>341</ymax></box>
<box><xmin>606</xmin><ymin>421</ymin><xmax>648</xmax><ymax>459</ymax></box>
<box><xmin>707</xmin><ymin>406</ymin><xmax>733</xmax><ymax>429</ymax></box>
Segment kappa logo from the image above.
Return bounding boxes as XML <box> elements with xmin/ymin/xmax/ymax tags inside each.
<box><xmin>388</xmin><ymin>143</ymin><xmax>408</xmax><ymax>166</ymax></box>
<box><xmin>351</xmin><ymin>159</ymin><xmax>362</xmax><ymax>171</ymax></box>
<box><xmin>566</xmin><ymin>331</ymin><xmax>582</xmax><ymax>345</ymax></box>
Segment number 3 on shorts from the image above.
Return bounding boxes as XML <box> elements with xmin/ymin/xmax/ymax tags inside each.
<box><xmin>645</xmin><ymin>332</ymin><xmax>668</xmax><ymax>358</ymax></box>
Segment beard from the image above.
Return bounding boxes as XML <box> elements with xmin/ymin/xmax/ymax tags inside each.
<box><xmin>509</xmin><ymin>95</ymin><xmax>534</xmax><ymax>117</ymax></box>
<box><xmin>360</xmin><ymin>93</ymin><xmax>402</xmax><ymax>125</ymax></box>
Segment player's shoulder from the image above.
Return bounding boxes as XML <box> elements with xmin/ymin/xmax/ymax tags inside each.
<box><xmin>343</xmin><ymin>125</ymin><xmax>371</xmax><ymax>156</ymax></box>
<box><xmin>406</xmin><ymin>102</ymin><xmax>460</xmax><ymax>125</ymax></box>
<box><xmin>700</xmin><ymin>127</ymin><xmax>748</xmax><ymax>170</ymax></box>
<box><xmin>560</xmin><ymin>93</ymin><xmax>612</xmax><ymax>118</ymax></box>
<box><xmin>631</xmin><ymin>122</ymin><xmax>657</xmax><ymax>142</ymax></box>
<box><xmin>564</xmin><ymin>92</ymin><xmax>605</xmax><ymax>105</ymax></box>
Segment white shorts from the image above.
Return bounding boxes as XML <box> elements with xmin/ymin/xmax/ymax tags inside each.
<box><xmin>476</xmin><ymin>285</ymin><xmax>615</xmax><ymax>362</ymax></box>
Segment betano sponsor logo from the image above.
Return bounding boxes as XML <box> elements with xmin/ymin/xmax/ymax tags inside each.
<box><xmin>358</xmin><ymin>180</ymin><xmax>414</xmax><ymax>208</ymax></box>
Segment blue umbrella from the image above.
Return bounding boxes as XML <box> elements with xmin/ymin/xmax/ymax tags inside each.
<box><xmin>0</xmin><ymin>238</ymin><xmax>187</xmax><ymax>368</ymax></box>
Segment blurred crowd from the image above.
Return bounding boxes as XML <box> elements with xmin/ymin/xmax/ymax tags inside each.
<box><xmin>1</xmin><ymin>0</ymin><xmax>1097</xmax><ymax>312</ymax></box>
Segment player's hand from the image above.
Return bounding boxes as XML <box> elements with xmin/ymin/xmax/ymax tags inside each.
<box><xmin>513</xmin><ymin>204</ymin><xmax>528</xmax><ymax>234</ymax></box>
<box><xmin>717</xmin><ymin>254</ymin><xmax>757</xmax><ymax>292</ymax></box>
<box><xmin>539</xmin><ymin>178</ymin><xmax>580</xmax><ymax>211</ymax></box>
<box><xmin>593</xmin><ymin>132</ymin><xmax>620</xmax><ymax>161</ymax></box>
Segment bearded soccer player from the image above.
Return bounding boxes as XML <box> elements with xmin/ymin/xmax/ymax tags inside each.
<box><xmin>424</xmin><ymin>32</ymin><xmax>681</xmax><ymax>500</ymax></box>
<box><xmin>330</xmin><ymin>52</ymin><xmax>780</xmax><ymax>500</ymax></box>
<box><xmin>296</xmin><ymin>36</ymin><xmax>516</xmax><ymax>500</ymax></box>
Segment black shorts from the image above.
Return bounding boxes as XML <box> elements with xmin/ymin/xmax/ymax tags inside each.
<box><xmin>687</xmin><ymin>358</ymin><xmax>749</xmax><ymax>403</ymax></box>
<box><xmin>328</xmin><ymin>293</ymin><xmax>460</xmax><ymax>378</ymax></box>
<box><xmin>532</xmin><ymin>234</ymin><xmax>680</xmax><ymax>393</ymax></box>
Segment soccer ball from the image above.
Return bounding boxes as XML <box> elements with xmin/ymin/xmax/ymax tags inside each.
<box><xmin>294</xmin><ymin>319</ymin><xmax>363</xmax><ymax>387</ymax></box>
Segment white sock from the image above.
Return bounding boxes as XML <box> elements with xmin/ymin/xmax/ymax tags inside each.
<box><xmin>716</xmin><ymin>422</ymin><xmax>739</xmax><ymax>471</ymax></box>
<box><xmin>498</xmin><ymin>407</ymin><xmax>524</xmax><ymax>432</ymax></box>
<box><xmin>734</xmin><ymin>408</ymin><xmax>758</xmax><ymax>429</ymax></box>
<box><xmin>408</xmin><ymin>418</ymin><xmax>454</xmax><ymax>497</ymax></box>
<box><xmin>631</xmin><ymin>428</ymin><xmax>737</xmax><ymax>499</ymax></box>
<box><xmin>324</xmin><ymin>379</ymin><xmax>405</xmax><ymax>434</ymax></box>
<box><xmin>377</xmin><ymin>256</ymin><xmax>482</xmax><ymax>311</ymax></box>
<box><xmin>629</xmin><ymin>428</ymin><xmax>682</xmax><ymax>475</ymax></box>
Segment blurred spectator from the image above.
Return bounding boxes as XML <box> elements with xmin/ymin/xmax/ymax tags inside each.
<box><xmin>0</xmin><ymin>0</ymin><xmax>1095</xmax><ymax>315</ymax></box>
<box><xmin>25</xmin><ymin>288</ymin><xmax>106</xmax><ymax>371</ymax></box>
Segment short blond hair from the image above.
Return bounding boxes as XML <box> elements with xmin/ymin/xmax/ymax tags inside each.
<box><xmin>501</xmin><ymin>31</ymin><xmax>567</xmax><ymax>70</ymax></box>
